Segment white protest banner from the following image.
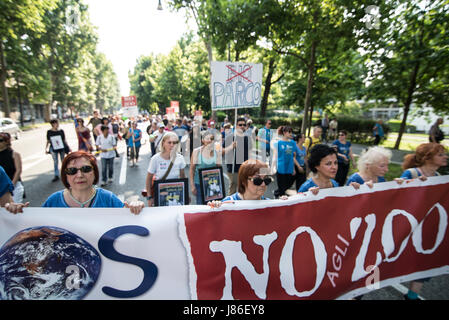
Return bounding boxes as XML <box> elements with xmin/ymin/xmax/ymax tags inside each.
<box><xmin>1</xmin><ymin>177</ymin><xmax>449</xmax><ymax>300</ymax></box>
<box><xmin>210</xmin><ymin>61</ymin><xmax>263</xmax><ymax>111</ymax></box>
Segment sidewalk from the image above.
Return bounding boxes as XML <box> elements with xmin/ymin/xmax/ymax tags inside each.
<box><xmin>351</xmin><ymin>143</ymin><xmax>413</xmax><ymax>165</ymax></box>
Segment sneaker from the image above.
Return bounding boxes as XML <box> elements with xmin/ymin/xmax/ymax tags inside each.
<box><xmin>108</xmin><ymin>178</ymin><xmax>113</xmax><ymax>183</ymax></box>
<box><xmin>100</xmin><ymin>182</ymin><xmax>107</xmax><ymax>187</ymax></box>
<box><xmin>403</xmin><ymin>294</ymin><xmax>422</xmax><ymax>300</ymax></box>
<box><xmin>52</xmin><ymin>176</ymin><xmax>59</xmax><ymax>182</ymax></box>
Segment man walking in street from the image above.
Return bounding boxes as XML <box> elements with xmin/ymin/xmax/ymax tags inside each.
<box><xmin>88</xmin><ymin>110</ymin><xmax>102</xmax><ymax>144</ymax></box>
<box><xmin>96</xmin><ymin>125</ymin><xmax>117</xmax><ymax>186</ymax></box>
<box><xmin>224</xmin><ymin>117</ymin><xmax>252</xmax><ymax>195</ymax></box>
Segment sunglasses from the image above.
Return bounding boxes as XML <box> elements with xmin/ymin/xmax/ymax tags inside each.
<box><xmin>65</xmin><ymin>166</ymin><xmax>94</xmax><ymax>175</ymax></box>
<box><xmin>0</xmin><ymin>139</ymin><xmax>4</xmax><ymax>142</ymax></box>
<box><xmin>248</xmin><ymin>176</ymin><xmax>272</xmax><ymax>186</ymax></box>
<box><xmin>166</xmin><ymin>141</ymin><xmax>179</xmax><ymax>145</ymax></box>
<box><xmin>238</xmin><ymin>123</ymin><xmax>246</xmax><ymax>127</ymax></box>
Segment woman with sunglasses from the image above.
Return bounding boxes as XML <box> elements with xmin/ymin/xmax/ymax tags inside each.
<box><xmin>298</xmin><ymin>144</ymin><xmax>339</xmax><ymax>195</ymax></box>
<box><xmin>39</xmin><ymin>151</ymin><xmax>144</xmax><ymax>214</ymax></box>
<box><xmin>0</xmin><ymin>132</ymin><xmax>24</xmax><ymax>203</ymax></box>
<box><xmin>145</xmin><ymin>132</ymin><xmax>186</xmax><ymax>207</ymax></box>
<box><xmin>190</xmin><ymin>131</ymin><xmax>222</xmax><ymax>204</ymax></box>
<box><xmin>222</xmin><ymin>159</ymin><xmax>272</xmax><ymax>201</ymax></box>
<box><xmin>332</xmin><ymin>130</ymin><xmax>356</xmax><ymax>187</ymax></box>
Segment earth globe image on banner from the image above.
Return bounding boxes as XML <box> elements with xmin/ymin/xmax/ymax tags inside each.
<box><xmin>0</xmin><ymin>226</ymin><xmax>101</xmax><ymax>300</ymax></box>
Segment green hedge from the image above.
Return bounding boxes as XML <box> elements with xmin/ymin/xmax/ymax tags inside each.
<box><xmin>387</xmin><ymin>119</ymin><xmax>417</xmax><ymax>133</ymax></box>
<box><xmin>248</xmin><ymin>115</ymin><xmax>389</xmax><ymax>144</ymax></box>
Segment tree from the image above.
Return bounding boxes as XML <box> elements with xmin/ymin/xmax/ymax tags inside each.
<box><xmin>365</xmin><ymin>0</ymin><xmax>449</xmax><ymax>148</ymax></box>
<box><xmin>0</xmin><ymin>0</ymin><xmax>57</xmax><ymax>117</ymax></box>
<box><xmin>270</xmin><ymin>0</ymin><xmax>388</xmax><ymax>134</ymax></box>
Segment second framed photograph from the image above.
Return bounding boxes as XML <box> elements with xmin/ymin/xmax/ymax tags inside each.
<box><xmin>199</xmin><ymin>166</ymin><xmax>226</xmax><ymax>204</ymax></box>
<box><xmin>154</xmin><ymin>178</ymin><xmax>189</xmax><ymax>207</ymax></box>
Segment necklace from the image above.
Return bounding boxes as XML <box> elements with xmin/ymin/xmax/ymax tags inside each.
<box><xmin>419</xmin><ymin>167</ymin><xmax>435</xmax><ymax>177</ymax></box>
<box><xmin>68</xmin><ymin>187</ymin><xmax>97</xmax><ymax>208</ymax></box>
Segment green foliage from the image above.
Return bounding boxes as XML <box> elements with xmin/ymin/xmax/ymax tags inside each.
<box><xmin>387</xmin><ymin>119</ymin><xmax>416</xmax><ymax>133</ymax></box>
<box><xmin>129</xmin><ymin>33</ymin><xmax>210</xmax><ymax>116</ymax></box>
<box><xmin>1</xmin><ymin>0</ymin><xmax>120</xmax><ymax>118</ymax></box>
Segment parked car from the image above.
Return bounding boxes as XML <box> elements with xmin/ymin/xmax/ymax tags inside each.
<box><xmin>0</xmin><ymin>118</ymin><xmax>21</xmax><ymax>140</ymax></box>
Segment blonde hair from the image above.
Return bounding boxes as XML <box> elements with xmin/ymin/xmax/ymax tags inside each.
<box><xmin>160</xmin><ymin>132</ymin><xmax>179</xmax><ymax>153</ymax></box>
<box><xmin>357</xmin><ymin>146</ymin><xmax>392</xmax><ymax>174</ymax></box>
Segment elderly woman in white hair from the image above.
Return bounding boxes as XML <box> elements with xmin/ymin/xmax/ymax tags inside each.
<box><xmin>346</xmin><ymin>146</ymin><xmax>392</xmax><ymax>189</ymax></box>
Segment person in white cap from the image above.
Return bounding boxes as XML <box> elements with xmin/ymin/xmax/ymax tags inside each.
<box><xmin>149</xmin><ymin>123</ymin><xmax>166</xmax><ymax>156</ymax></box>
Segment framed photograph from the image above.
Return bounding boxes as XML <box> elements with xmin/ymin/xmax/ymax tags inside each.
<box><xmin>154</xmin><ymin>178</ymin><xmax>189</xmax><ymax>207</ymax></box>
<box><xmin>199</xmin><ymin>166</ymin><xmax>226</xmax><ymax>204</ymax></box>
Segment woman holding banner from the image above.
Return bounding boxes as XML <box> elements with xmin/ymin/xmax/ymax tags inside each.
<box><xmin>4</xmin><ymin>151</ymin><xmax>144</xmax><ymax>214</ymax></box>
<box><xmin>207</xmin><ymin>159</ymin><xmax>288</xmax><ymax>208</ymax></box>
<box><xmin>298</xmin><ymin>144</ymin><xmax>339</xmax><ymax>194</ymax></box>
<box><xmin>397</xmin><ymin>142</ymin><xmax>448</xmax><ymax>300</ymax></box>
<box><xmin>346</xmin><ymin>146</ymin><xmax>392</xmax><ymax>188</ymax></box>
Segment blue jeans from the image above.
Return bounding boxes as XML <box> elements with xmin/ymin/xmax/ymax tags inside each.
<box><xmin>51</xmin><ymin>150</ymin><xmax>65</xmax><ymax>177</ymax></box>
<box><xmin>101</xmin><ymin>157</ymin><xmax>114</xmax><ymax>182</ymax></box>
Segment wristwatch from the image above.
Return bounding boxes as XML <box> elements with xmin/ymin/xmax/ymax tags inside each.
<box><xmin>146</xmin><ymin>196</ymin><xmax>153</xmax><ymax>200</ymax></box>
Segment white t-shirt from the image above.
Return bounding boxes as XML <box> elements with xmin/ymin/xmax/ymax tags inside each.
<box><xmin>147</xmin><ymin>153</ymin><xmax>186</xmax><ymax>180</ymax></box>
<box><xmin>96</xmin><ymin>134</ymin><xmax>116</xmax><ymax>159</ymax></box>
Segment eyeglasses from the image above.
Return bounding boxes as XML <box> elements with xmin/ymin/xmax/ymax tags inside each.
<box><xmin>166</xmin><ymin>141</ymin><xmax>178</xmax><ymax>145</ymax></box>
<box><xmin>248</xmin><ymin>176</ymin><xmax>272</xmax><ymax>186</ymax></box>
<box><xmin>65</xmin><ymin>166</ymin><xmax>94</xmax><ymax>175</ymax></box>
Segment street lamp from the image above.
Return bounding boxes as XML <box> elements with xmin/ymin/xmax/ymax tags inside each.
<box><xmin>157</xmin><ymin>0</ymin><xmax>163</xmax><ymax>10</ymax></box>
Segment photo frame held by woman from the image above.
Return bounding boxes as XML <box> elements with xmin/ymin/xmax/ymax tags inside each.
<box><xmin>153</xmin><ymin>178</ymin><xmax>189</xmax><ymax>207</ymax></box>
<box><xmin>198</xmin><ymin>166</ymin><xmax>226</xmax><ymax>204</ymax></box>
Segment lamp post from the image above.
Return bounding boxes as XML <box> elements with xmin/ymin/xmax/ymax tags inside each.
<box><xmin>16</xmin><ymin>75</ymin><xmax>24</xmax><ymax>128</ymax></box>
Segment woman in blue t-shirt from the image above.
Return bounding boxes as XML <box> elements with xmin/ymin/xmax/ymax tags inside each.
<box><xmin>399</xmin><ymin>143</ymin><xmax>447</xmax><ymax>181</ymax></box>
<box><xmin>127</xmin><ymin>122</ymin><xmax>142</xmax><ymax>167</ymax></box>
<box><xmin>346</xmin><ymin>146</ymin><xmax>392</xmax><ymax>188</ymax></box>
<box><xmin>397</xmin><ymin>142</ymin><xmax>448</xmax><ymax>300</ymax></box>
<box><xmin>293</xmin><ymin>133</ymin><xmax>307</xmax><ymax>190</ymax></box>
<box><xmin>273</xmin><ymin>126</ymin><xmax>300</xmax><ymax>198</ymax></box>
<box><xmin>298</xmin><ymin>144</ymin><xmax>339</xmax><ymax>195</ymax></box>
<box><xmin>332</xmin><ymin>130</ymin><xmax>356</xmax><ymax>187</ymax></box>
<box><xmin>41</xmin><ymin>151</ymin><xmax>144</xmax><ymax>214</ymax></box>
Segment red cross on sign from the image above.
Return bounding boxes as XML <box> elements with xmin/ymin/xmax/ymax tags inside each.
<box><xmin>226</xmin><ymin>65</ymin><xmax>253</xmax><ymax>83</ymax></box>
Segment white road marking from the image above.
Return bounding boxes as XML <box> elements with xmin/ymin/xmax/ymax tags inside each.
<box><xmin>119</xmin><ymin>152</ymin><xmax>127</xmax><ymax>185</ymax></box>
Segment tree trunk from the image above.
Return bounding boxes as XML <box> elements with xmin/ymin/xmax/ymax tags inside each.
<box><xmin>261</xmin><ymin>58</ymin><xmax>275</xmax><ymax>118</ymax></box>
<box><xmin>0</xmin><ymin>41</ymin><xmax>11</xmax><ymax>117</ymax></box>
<box><xmin>394</xmin><ymin>60</ymin><xmax>420</xmax><ymax>150</ymax></box>
<box><xmin>301</xmin><ymin>41</ymin><xmax>317</xmax><ymax>135</ymax></box>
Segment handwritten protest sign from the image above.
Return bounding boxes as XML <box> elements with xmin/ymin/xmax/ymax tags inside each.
<box><xmin>210</xmin><ymin>61</ymin><xmax>263</xmax><ymax>111</ymax></box>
